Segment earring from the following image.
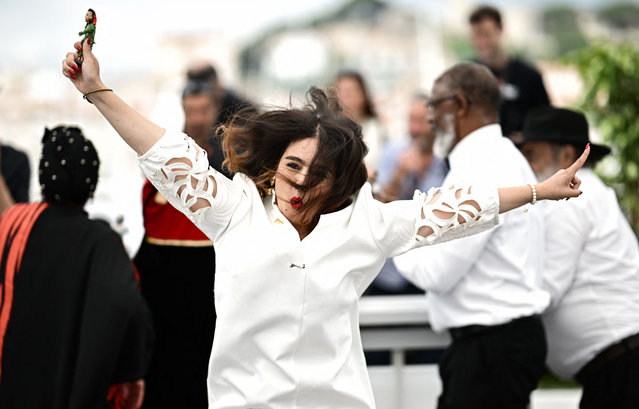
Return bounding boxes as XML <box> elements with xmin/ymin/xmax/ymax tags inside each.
<box><xmin>267</xmin><ymin>176</ymin><xmax>276</xmax><ymax>195</ymax></box>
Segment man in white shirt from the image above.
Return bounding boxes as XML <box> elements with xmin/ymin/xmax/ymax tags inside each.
<box><xmin>518</xmin><ymin>106</ymin><xmax>639</xmax><ymax>409</ymax></box>
<box><xmin>393</xmin><ymin>62</ymin><xmax>549</xmax><ymax>409</ymax></box>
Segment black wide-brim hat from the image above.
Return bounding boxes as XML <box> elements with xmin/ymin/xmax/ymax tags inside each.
<box><xmin>519</xmin><ymin>105</ymin><xmax>611</xmax><ymax>162</ymax></box>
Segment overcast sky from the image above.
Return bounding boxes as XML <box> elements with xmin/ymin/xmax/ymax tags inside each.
<box><xmin>0</xmin><ymin>0</ymin><xmax>613</xmax><ymax>73</ymax></box>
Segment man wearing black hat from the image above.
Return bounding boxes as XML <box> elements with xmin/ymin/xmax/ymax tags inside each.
<box><xmin>519</xmin><ymin>106</ymin><xmax>639</xmax><ymax>409</ymax></box>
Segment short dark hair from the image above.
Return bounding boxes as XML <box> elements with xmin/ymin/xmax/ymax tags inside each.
<box><xmin>187</xmin><ymin>63</ymin><xmax>218</xmax><ymax>84</ymax></box>
<box><xmin>435</xmin><ymin>62</ymin><xmax>501</xmax><ymax>118</ymax></box>
<box><xmin>221</xmin><ymin>87</ymin><xmax>368</xmax><ymax>227</ymax></box>
<box><xmin>469</xmin><ymin>5</ymin><xmax>502</xmax><ymax>29</ymax></box>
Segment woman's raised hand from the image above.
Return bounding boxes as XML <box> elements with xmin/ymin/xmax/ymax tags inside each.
<box><xmin>537</xmin><ymin>144</ymin><xmax>590</xmax><ymax>201</ymax></box>
<box><xmin>61</xmin><ymin>37</ymin><xmax>165</xmax><ymax>155</ymax></box>
<box><xmin>62</xmin><ymin>38</ymin><xmax>105</xmax><ymax>95</ymax></box>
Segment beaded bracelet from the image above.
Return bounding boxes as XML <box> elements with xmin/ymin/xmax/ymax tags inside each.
<box><xmin>83</xmin><ymin>88</ymin><xmax>113</xmax><ymax>104</ymax></box>
<box><xmin>523</xmin><ymin>183</ymin><xmax>537</xmax><ymax>213</ymax></box>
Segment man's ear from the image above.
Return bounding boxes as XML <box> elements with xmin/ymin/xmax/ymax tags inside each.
<box><xmin>455</xmin><ymin>94</ymin><xmax>471</xmax><ymax>118</ymax></box>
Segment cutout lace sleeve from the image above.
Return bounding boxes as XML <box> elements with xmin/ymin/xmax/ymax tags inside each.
<box><xmin>137</xmin><ymin>131</ymin><xmax>242</xmax><ymax>233</ymax></box>
<box><xmin>414</xmin><ymin>183</ymin><xmax>500</xmax><ymax>245</ymax></box>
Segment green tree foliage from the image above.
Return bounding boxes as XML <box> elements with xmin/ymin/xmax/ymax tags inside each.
<box><xmin>565</xmin><ymin>43</ymin><xmax>639</xmax><ymax>235</ymax></box>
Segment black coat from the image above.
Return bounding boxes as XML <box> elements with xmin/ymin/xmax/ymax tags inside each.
<box><xmin>0</xmin><ymin>202</ymin><xmax>153</xmax><ymax>409</ymax></box>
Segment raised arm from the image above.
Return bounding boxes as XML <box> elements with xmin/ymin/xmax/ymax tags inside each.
<box><xmin>62</xmin><ymin>39</ymin><xmax>218</xmax><ymax>213</ymax></box>
<box><xmin>62</xmin><ymin>39</ymin><xmax>163</xmax><ymax>156</ymax></box>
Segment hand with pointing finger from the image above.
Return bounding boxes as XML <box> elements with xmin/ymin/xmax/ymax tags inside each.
<box><xmin>536</xmin><ymin>144</ymin><xmax>590</xmax><ymax>201</ymax></box>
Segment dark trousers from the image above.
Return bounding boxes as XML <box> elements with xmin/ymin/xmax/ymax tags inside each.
<box><xmin>437</xmin><ymin>315</ymin><xmax>547</xmax><ymax>409</ymax></box>
<box><xmin>134</xmin><ymin>241</ymin><xmax>216</xmax><ymax>409</ymax></box>
<box><xmin>578</xmin><ymin>340</ymin><xmax>639</xmax><ymax>409</ymax></box>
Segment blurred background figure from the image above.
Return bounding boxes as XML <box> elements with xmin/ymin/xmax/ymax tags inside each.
<box><xmin>368</xmin><ymin>92</ymin><xmax>448</xmax><ymax>296</ymax></box>
<box><xmin>180</xmin><ymin>79</ymin><xmax>220</xmax><ymax>159</ymax></box>
<box><xmin>469</xmin><ymin>4</ymin><xmax>550</xmax><ymax>142</ymax></box>
<box><xmin>334</xmin><ymin>69</ymin><xmax>388</xmax><ymax>181</ymax></box>
<box><xmin>133</xmin><ymin>78</ymin><xmax>218</xmax><ymax>409</ymax></box>
<box><xmin>0</xmin><ymin>125</ymin><xmax>153</xmax><ymax>409</ymax></box>
<box><xmin>186</xmin><ymin>60</ymin><xmax>255</xmax><ymax>179</ymax></box>
<box><xmin>364</xmin><ymin>92</ymin><xmax>448</xmax><ymax>366</ymax></box>
<box><xmin>519</xmin><ymin>106</ymin><xmax>639</xmax><ymax>409</ymax></box>
<box><xmin>0</xmin><ymin>142</ymin><xmax>30</xmax><ymax>214</ymax></box>
<box><xmin>375</xmin><ymin>93</ymin><xmax>448</xmax><ymax>204</ymax></box>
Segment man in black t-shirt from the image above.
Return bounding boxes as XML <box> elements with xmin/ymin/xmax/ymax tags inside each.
<box><xmin>469</xmin><ymin>5</ymin><xmax>550</xmax><ymax>142</ymax></box>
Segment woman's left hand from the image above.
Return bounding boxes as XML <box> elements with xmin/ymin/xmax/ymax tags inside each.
<box><xmin>536</xmin><ymin>144</ymin><xmax>590</xmax><ymax>201</ymax></box>
<box><xmin>62</xmin><ymin>38</ymin><xmax>104</xmax><ymax>95</ymax></box>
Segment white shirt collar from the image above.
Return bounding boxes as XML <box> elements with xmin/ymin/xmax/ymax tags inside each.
<box><xmin>448</xmin><ymin>123</ymin><xmax>503</xmax><ymax>169</ymax></box>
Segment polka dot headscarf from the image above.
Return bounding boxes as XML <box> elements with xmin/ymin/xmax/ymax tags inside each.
<box><xmin>39</xmin><ymin>125</ymin><xmax>100</xmax><ymax>205</ymax></box>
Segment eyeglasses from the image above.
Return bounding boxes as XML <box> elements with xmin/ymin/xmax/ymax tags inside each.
<box><xmin>425</xmin><ymin>95</ymin><xmax>457</xmax><ymax>111</ymax></box>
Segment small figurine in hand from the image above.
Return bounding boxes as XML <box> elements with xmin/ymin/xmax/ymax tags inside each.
<box><xmin>76</xmin><ymin>8</ymin><xmax>96</xmax><ymax>67</ymax></box>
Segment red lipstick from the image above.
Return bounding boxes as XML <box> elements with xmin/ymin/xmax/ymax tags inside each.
<box><xmin>290</xmin><ymin>196</ymin><xmax>303</xmax><ymax>210</ymax></box>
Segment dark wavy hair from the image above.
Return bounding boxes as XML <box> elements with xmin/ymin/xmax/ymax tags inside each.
<box><xmin>221</xmin><ymin>86</ymin><xmax>368</xmax><ymax>226</ymax></box>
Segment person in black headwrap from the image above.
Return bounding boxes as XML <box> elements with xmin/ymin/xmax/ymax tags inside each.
<box><xmin>38</xmin><ymin>125</ymin><xmax>100</xmax><ymax>204</ymax></box>
<box><xmin>0</xmin><ymin>125</ymin><xmax>154</xmax><ymax>409</ymax></box>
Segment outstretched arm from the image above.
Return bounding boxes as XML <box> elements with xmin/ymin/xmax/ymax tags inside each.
<box><xmin>62</xmin><ymin>39</ymin><xmax>163</xmax><ymax>156</ymax></box>
<box><xmin>416</xmin><ymin>145</ymin><xmax>589</xmax><ymax>241</ymax></box>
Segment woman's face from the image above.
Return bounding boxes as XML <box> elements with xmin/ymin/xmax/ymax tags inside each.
<box><xmin>336</xmin><ymin>77</ymin><xmax>366</xmax><ymax>121</ymax></box>
<box><xmin>274</xmin><ymin>137</ymin><xmax>332</xmax><ymax>226</ymax></box>
<box><xmin>85</xmin><ymin>11</ymin><xmax>93</xmax><ymax>23</ymax></box>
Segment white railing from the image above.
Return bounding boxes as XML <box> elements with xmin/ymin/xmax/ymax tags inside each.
<box><xmin>359</xmin><ymin>294</ymin><xmax>448</xmax><ymax>409</ymax></box>
<box><xmin>358</xmin><ymin>295</ymin><xmax>581</xmax><ymax>409</ymax></box>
